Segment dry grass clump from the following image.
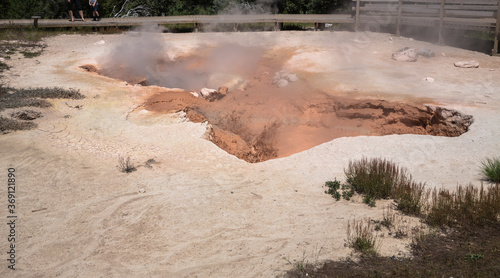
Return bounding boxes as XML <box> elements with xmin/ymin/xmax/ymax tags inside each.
<box><xmin>426</xmin><ymin>184</ymin><xmax>500</xmax><ymax>228</ymax></box>
<box><xmin>346</xmin><ymin>218</ymin><xmax>379</xmax><ymax>256</ymax></box>
<box><xmin>9</xmin><ymin>87</ymin><xmax>85</xmax><ymax>100</ymax></box>
<box><xmin>393</xmin><ymin>179</ymin><xmax>429</xmax><ymax>216</ymax></box>
<box><xmin>343</xmin><ymin>158</ymin><xmax>427</xmax><ymax>215</ymax></box>
<box><xmin>345</xmin><ymin>158</ymin><xmax>403</xmax><ymax>200</ymax></box>
<box><xmin>0</xmin><ymin>86</ymin><xmax>85</xmax><ymax>133</ymax></box>
<box><xmin>118</xmin><ymin>156</ymin><xmax>136</xmax><ymax>173</ymax></box>
<box><xmin>1</xmin><ymin>86</ymin><xmax>84</xmax><ymax>111</ymax></box>
<box><xmin>0</xmin><ymin>116</ymin><xmax>36</xmax><ymax>133</ymax></box>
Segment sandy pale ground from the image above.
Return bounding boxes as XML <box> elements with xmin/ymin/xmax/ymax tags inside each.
<box><xmin>1</xmin><ymin>30</ymin><xmax>499</xmax><ymax>277</ymax></box>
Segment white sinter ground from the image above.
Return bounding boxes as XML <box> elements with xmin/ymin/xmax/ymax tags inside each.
<box><xmin>1</xmin><ymin>30</ymin><xmax>499</xmax><ymax>277</ymax></box>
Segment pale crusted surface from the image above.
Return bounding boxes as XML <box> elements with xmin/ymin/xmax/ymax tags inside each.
<box><xmin>0</xmin><ymin>31</ymin><xmax>499</xmax><ymax>277</ymax></box>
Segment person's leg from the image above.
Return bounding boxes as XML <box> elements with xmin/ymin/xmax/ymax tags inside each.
<box><xmin>75</xmin><ymin>0</ymin><xmax>85</xmax><ymax>21</ymax></box>
<box><xmin>78</xmin><ymin>10</ymin><xmax>85</xmax><ymax>21</ymax></box>
<box><xmin>68</xmin><ymin>0</ymin><xmax>74</xmax><ymax>21</ymax></box>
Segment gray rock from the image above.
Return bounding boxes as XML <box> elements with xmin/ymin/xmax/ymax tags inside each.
<box><xmin>417</xmin><ymin>49</ymin><xmax>435</xmax><ymax>58</ymax></box>
<box><xmin>454</xmin><ymin>60</ymin><xmax>479</xmax><ymax>68</ymax></box>
<box><xmin>392</xmin><ymin>47</ymin><xmax>418</xmax><ymax>62</ymax></box>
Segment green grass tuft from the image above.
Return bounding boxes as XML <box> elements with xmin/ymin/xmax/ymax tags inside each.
<box><xmin>481</xmin><ymin>157</ymin><xmax>500</xmax><ymax>183</ymax></box>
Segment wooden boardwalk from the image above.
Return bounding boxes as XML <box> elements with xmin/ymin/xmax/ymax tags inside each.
<box><xmin>0</xmin><ymin>14</ymin><xmax>354</xmax><ymax>29</ymax></box>
<box><xmin>0</xmin><ymin>0</ymin><xmax>498</xmax><ymax>54</ymax></box>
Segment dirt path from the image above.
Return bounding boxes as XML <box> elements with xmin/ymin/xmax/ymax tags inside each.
<box><xmin>0</xmin><ymin>31</ymin><xmax>499</xmax><ymax>277</ymax></box>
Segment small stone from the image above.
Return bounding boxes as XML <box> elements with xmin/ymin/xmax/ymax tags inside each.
<box><xmin>218</xmin><ymin>86</ymin><xmax>229</xmax><ymax>95</ymax></box>
<box><xmin>276</xmin><ymin>79</ymin><xmax>288</xmax><ymax>88</ymax></box>
<box><xmin>139</xmin><ymin>188</ymin><xmax>146</xmax><ymax>193</ymax></box>
<box><xmin>454</xmin><ymin>60</ymin><xmax>479</xmax><ymax>68</ymax></box>
<box><xmin>424</xmin><ymin>77</ymin><xmax>434</xmax><ymax>82</ymax></box>
<box><xmin>392</xmin><ymin>47</ymin><xmax>418</xmax><ymax>62</ymax></box>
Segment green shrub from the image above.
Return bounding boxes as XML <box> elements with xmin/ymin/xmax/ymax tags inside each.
<box><xmin>341</xmin><ymin>183</ymin><xmax>355</xmax><ymax>200</ymax></box>
<box><xmin>324</xmin><ymin>180</ymin><xmax>341</xmax><ymax>201</ymax></box>
<box><xmin>325</xmin><ymin>180</ymin><xmax>355</xmax><ymax>201</ymax></box>
<box><xmin>481</xmin><ymin>157</ymin><xmax>500</xmax><ymax>183</ymax></box>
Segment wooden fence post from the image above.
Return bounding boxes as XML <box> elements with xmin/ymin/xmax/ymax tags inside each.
<box><xmin>438</xmin><ymin>0</ymin><xmax>446</xmax><ymax>45</ymax></box>
<box><xmin>494</xmin><ymin>0</ymin><xmax>500</xmax><ymax>55</ymax></box>
<box><xmin>355</xmin><ymin>0</ymin><xmax>360</xmax><ymax>32</ymax></box>
<box><xmin>396</xmin><ymin>0</ymin><xmax>403</xmax><ymax>36</ymax></box>
<box><xmin>31</xmin><ymin>16</ymin><xmax>41</xmax><ymax>28</ymax></box>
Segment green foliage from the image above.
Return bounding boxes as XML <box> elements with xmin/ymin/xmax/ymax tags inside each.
<box><xmin>1</xmin><ymin>0</ymin><xmax>349</xmax><ymax>19</ymax></box>
<box><xmin>362</xmin><ymin>195</ymin><xmax>376</xmax><ymax>207</ymax></box>
<box><xmin>481</xmin><ymin>157</ymin><xmax>500</xmax><ymax>183</ymax></box>
<box><xmin>21</xmin><ymin>51</ymin><xmax>42</xmax><ymax>58</ymax></box>
<box><xmin>0</xmin><ymin>61</ymin><xmax>9</xmax><ymax>73</ymax></box>
<box><xmin>325</xmin><ymin>179</ymin><xmax>355</xmax><ymax>201</ymax></box>
<box><xmin>464</xmin><ymin>253</ymin><xmax>484</xmax><ymax>262</ymax></box>
<box><xmin>341</xmin><ymin>183</ymin><xmax>354</xmax><ymax>200</ymax></box>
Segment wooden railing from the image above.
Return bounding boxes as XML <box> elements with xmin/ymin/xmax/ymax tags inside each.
<box><xmin>353</xmin><ymin>0</ymin><xmax>500</xmax><ymax>54</ymax></box>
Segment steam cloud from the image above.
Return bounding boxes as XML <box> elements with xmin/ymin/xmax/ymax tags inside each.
<box><xmin>99</xmin><ymin>2</ymin><xmax>281</xmax><ymax>91</ymax></box>
<box><xmin>99</xmin><ymin>22</ymin><xmax>270</xmax><ymax>91</ymax></box>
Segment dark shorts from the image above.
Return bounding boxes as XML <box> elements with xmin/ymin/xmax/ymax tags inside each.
<box><xmin>67</xmin><ymin>0</ymin><xmax>83</xmax><ymax>11</ymax></box>
<box><xmin>91</xmin><ymin>2</ymin><xmax>99</xmax><ymax>12</ymax></box>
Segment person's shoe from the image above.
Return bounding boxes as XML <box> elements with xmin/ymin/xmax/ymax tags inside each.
<box><xmin>97</xmin><ymin>17</ymin><xmax>101</xmax><ymax>21</ymax></box>
<box><xmin>92</xmin><ymin>18</ymin><xmax>96</xmax><ymax>21</ymax></box>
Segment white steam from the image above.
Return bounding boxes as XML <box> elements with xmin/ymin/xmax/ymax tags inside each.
<box><xmin>98</xmin><ymin>25</ymin><xmax>266</xmax><ymax>91</ymax></box>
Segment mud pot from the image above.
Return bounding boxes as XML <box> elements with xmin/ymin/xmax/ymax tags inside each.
<box><xmin>83</xmin><ymin>45</ymin><xmax>473</xmax><ymax>163</ymax></box>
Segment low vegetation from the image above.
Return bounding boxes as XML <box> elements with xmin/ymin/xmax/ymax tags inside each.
<box><xmin>481</xmin><ymin>157</ymin><xmax>500</xmax><ymax>183</ymax></box>
<box><xmin>326</xmin><ymin>158</ymin><xmax>427</xmax><ymax>215</ymax></box>
<box><xmin>289</xmin><ymin>157</ymin><xmax>500</xmax><ymax>277</ymax></box>
<box><xmin>0</xmin><ymin>86</ymin><xmax>84</xmax><ymax>133</ymax></box>
<box><xmin>346</xmin><ymin>218</ymin><xmax>379</xmax><ymax>256</ymax></box>
<box><xmin>0</xmin><ymin>115</ymin><xmax>36</xmax><ymax>132</ymax></box>
<box><xmin>118</xmin><ymin>156</ymin><xmax>136</xmax><ymax>173</ymax></box>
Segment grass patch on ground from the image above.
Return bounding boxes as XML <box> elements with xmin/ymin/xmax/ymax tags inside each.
<box><xmin>284</xmin><ymin>223</ymin><xmax>500</xmax><ymax>278</ymax></box>
<box><xmin>0</xmin><ymin>86</ymin><xmax>85</xmax><ymax>133</ymax></box>
<box><xmin>327</xmin><ymin>158</ymin><xmax>427</xmax><ymax>215</ymax></box>
<box><xmin>0</xmin><ymin>115</ymin><xmax>37</xmax><ymax>132</ymax></box>
<box><xmin>293</xmin><ymin>158</ymin><xmax>500</xmax><ymax>277</ymax></box>
<box><xmin>0</xmin><ymin>61</ymin><xmax>9</xmax><ymax>73</ymax></box>
<box><xmin>481</xmin><ymin>157</ymin><xmax>500</xmax><ymax>183</ymax></box>
<box><xmin>426</xmin><ymin>184</ymin><xmax>500</xmax><ymax>229</ymax></box>
<box><xmin>346</xmin><ymin>219</ymin><xmax>379</xmax><ymax>256</ymax></box>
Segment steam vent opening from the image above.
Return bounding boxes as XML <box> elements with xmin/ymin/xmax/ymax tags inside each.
<box><xmin>81</xmin><ymin>44</ymin><xmax>473</xmax><ymax>163</ymax></box>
